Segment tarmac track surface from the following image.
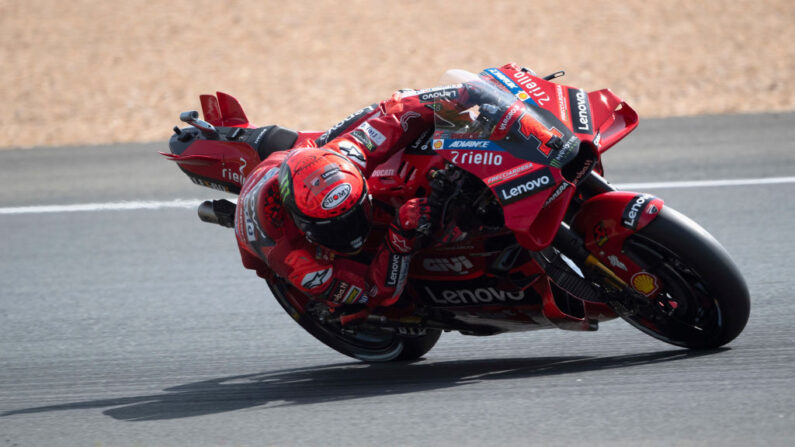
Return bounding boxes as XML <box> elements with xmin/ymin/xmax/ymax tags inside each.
<box><xmin>0</xmin><ymin>112</ymin><xmax>794</xmax><ymax>446</ymax></box>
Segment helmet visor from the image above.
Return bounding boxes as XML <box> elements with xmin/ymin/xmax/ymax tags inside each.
<box><xmin>293</xmin><ymin>195</ymin><xmax>373</xmax><ymax>254</ymax></box>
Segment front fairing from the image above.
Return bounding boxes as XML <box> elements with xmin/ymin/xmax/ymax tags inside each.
<box><xmin>430</xmin><ymin>67</ymin><xmax>582</xmax><ymax>250</ymax></box>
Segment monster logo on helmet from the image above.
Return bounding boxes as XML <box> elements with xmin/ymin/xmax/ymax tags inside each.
<box><xmin>278</xmin><ymin>166</ymin><xmax>292</xmax><ymax>203</ymax></box>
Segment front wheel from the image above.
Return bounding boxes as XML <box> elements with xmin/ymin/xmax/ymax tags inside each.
<box><xmin>267</xmin><ymin>280</ymin><xmax>441</xmax><ymax>362</ymax></box>
<box><xmin>615</xmin><ymin>207</ymin><xmax>750</xmax><ymax>349</ymax></box>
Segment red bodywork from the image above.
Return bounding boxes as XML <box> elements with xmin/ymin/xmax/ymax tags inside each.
<box><xmin>165</xmin><ymin>64</ymin><xmax>661</xmax><ymax>334</ymax></box>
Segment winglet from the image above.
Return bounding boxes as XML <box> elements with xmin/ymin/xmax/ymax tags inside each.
<box><xmin>216</xmin><ymin>91</ymin><xmax>249</xmax><ymax>126</ymax></box>
<box><xmin>200</xmin><ymin>94</ymin><xmax>223</xmax><ymax>126</ymax></box>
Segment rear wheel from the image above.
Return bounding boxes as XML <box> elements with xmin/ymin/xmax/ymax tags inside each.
<box><xmin>267</xmin><ymin>280</ymin><xmax>441</xmax><ymax>362</ymax></box>
<box><xmin>615</xmin><ymin>207</ymin><xmax>750</xmax><ymax>348</ymax></box>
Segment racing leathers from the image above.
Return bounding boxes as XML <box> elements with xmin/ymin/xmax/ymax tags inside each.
<box><xmin>234</xmin><ymin>82</ymin><xmax>482</xmax><ymax>317</ymax></box>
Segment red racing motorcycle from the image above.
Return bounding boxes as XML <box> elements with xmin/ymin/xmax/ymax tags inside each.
<box><xmin>163</xmin><ymin>64</ymin><xmax>750</xmax><ymax>362</ymax></box>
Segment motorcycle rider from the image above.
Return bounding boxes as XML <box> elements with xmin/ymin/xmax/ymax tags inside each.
<box><xmin>234</xmin><ymin>64</ymin><xmax>550</xmax><ymax>323</ymax></box>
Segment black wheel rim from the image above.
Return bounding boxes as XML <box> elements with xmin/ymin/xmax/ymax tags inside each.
<box><xmin>620</xmin><ymin>235</ymin><xmax>725</xmax><ymax>347</ymax></box>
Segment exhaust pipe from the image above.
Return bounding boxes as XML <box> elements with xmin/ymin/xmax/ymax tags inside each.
<box><xmin>198</xmin><ymin>199</ymin><xmax>236</xmax><ymax>228</ymax></box>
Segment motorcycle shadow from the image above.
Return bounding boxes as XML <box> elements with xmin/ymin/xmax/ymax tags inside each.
<box><xmin>2</xmin><ymin>348</ymin><xmax>725</xmax><ymax>421</ymax></box>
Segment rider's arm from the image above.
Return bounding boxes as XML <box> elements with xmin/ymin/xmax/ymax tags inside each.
<box><xmin>321</xmin><ymin>84</ymin><xmax>487</xmax><ymax>176</ymax></box>
<box><xmin>363</xmin><ymin>198</ymin><xmax>431</xmax><ymax>309</ymax></box>
<box><xmin>320</xmin><ymin>91</ymin><xmax>440</xmax><ymax>176</ymax></box>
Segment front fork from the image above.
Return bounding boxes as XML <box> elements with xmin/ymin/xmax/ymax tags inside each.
<box><xmin>552</xmin><ymin>172</ymin><xmax>664</xmax><ymax>309</ymax></box>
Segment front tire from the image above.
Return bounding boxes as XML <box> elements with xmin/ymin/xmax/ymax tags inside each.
<box><xmin>617</xmin><ymin>207</ymin><xmax>750</xmax><ymax>349</ymax></box>
<box><xmin>267</xmin><ymin>280</ymin><xmax>441</xmax><ymax>362</ymax></box>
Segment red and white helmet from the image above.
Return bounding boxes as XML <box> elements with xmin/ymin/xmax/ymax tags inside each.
<box><xmin>277</xmin><ymin>147</ymin><xmax>372</xmax><ymax>254</ymax></box>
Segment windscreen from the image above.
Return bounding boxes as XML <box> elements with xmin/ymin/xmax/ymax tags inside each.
<box><xmin>431</xmin><ymin>69</ymin><xmax>580</xmax><ymax>170</ymax></box>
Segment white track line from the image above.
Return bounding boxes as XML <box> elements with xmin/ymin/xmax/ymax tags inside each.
<box><xmin>615</xmin><ymin>176</ymin><xmax>795</xmax><ymax>190</ymax></box>
<box><xmin>0</xmin><ymin>199</ymin><xmax>201</xmax><ymax>215</ymax></box>
<box><xmin>1</xmin><ymin>176</ymin><xmax>794</xmax><ymax>215</ymax></box>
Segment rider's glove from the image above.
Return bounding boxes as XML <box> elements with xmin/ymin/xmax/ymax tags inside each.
<box><xmin>387</xmin><ymin>198</ymin><xmax>432</xmax><ymax>254</ymax></box>
<box><xmin>477</xmin><ymin>103</ymin><xmax>502</xmax><ymax>126</ymax></box>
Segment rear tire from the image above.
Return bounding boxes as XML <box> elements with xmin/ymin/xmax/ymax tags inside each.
<box><xmin>617</xmin><ymin>207</ymin><xmax>750</xmax><ymax>348</ymax></box>
<box><xmin>267</xmin><ymin>280</ymin><xmax>441</xmax><ymax>362</ymax></box>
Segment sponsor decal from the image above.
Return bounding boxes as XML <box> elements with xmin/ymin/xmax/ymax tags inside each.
<box><xmin>221</xmin><ymin>157</ymin><xmax>248</xmax><ymax>185</ymax></box>
<box><xmin>243</xmin><ymin>177</ymin><xmax>269</xmax><ymax>243</ymax></box>
<box><xmin>493</xmin><ymin>168</ymin><xmax>555</xmax><ymax>205</ymax></box>
<box><xmin>513</xmin><ymin>71</ymin><xmax>550</xmax><ymax>105</ymax></box>
<box><xmin>320</xmin><ymin>166</ymin><xmax>340</xmax><ymax>180</ymax></box>
<box><xmin>278</xmin><ymin>167</ymin><xmax>292</xmax><ymax>202</ymax></box>
<box><xmin>351</xmin><ymin>129</ymin><xmax>375</xmax><ymax>151</ymax></box>
<box><xmin>356</xmin><ymin>122</ymin><xmax>386</xmax><ymax>146</ymax></box>
<box><xmin>372</xmin><ymin>168</ymin><xmax>396</xmax><ymax>177</ymax></box>
<box><xmin>549</xmin><ymin>135</ymin><xmax>580</xmax><ymax>168</ymax></box>
<box><xmin>385</xmin><ymin>253</ymin><xmax>407</xmax><ymax>288</ymax></box>
<box><xmin>190</xmin><ymin>177</ymin><xmax>229</xmax><ymax>192</ymax></box>
<box><xmin>344</xmin><ymin>286</ymin><xmax>364</xmax><ymax>304</ymax></box>
<box><xmin>418</xmin><ymin>87</ymin><xmax>460</xmax><ymax>103</ymax></box>
<box><xmin>622</xmin><ymin>194</ymin><xmax>655</xmax><ymax>230</ymax></box>
<box><xmin>647</xmin><ymin>204</ymin><xmax>659</xmax><ymax>215</ymax></box>
<box><xmin>517</xmin><ymin>91</ymin><xmax>530</xmax><ymax>101</ymax></box>
<box><xmin>631</xmin><ymin>272</ymin><xmax>659</xmax><ymax>296</ymax></box>
<box><xmin>329</xmin><ymin>280</ymin><xmax>351</xmax><ymax>303</ymax></box>
<box><xmin>485</xmin><ymin>162</ymin><xmax>534</xmax><ymax>186</ymax></box>
<box><xmin>607</xmin><ymin>255</ymin><xmax>628</xmax><ymax>272</ymax></box>
<box><xmin>433</xmin><ymin>140</ymin><xmax>444</xmax><ymax>150</ymax></box>
<box><xmin>317</xmin><ymin>104</ymin><xmax>377</xmax><ymax>145</ymax></box>
<box><xmin>567</xmin><ymin>89</ymin><xmax>593</xmax><ymax>135</ymax></box>
<box><xmin>484</xmin><ymin>67</ymin><xmax>520</xmax><ymax>91</ymax></box>
<box><xmin>422</xmin><ymin>256</ymin><xmax>474</xmax><ymax>274</ymax></box>
<box><xmin>571</xmin><ymin>159</ymin><xmax>594</xmax><ymax>184</ymax></box>
<box><xmin>253</xmin><ymin>127</ymin><xmax>270</xmax><ymax>148</ymax></box>
<box><xmin>423</xmin><ymin>285</ymin><xmax>526</xmax><ymax>305</ymax></box>
<box><xmin>543</xmin><ymin>182</ymin><xmax>570</xmax><ymax>207</ymax></box>
<box><xmin>449</xmin><ymin>150</ymin><xmax>503</xmax><ymax>167</ymax></box>
<box><xmin>593</xmin><ymin>221</ymin><xmax>608</xmax><ymax>247</ymax></box>
<box><xmin>301</xmin><ymin>268</ymin><xmax>332</xmax><ymax>290</ymax></box>
<box><xmin>390</xmin><ymin>232</ymin><xmax>412</xmax><ymax>254</ymax></box>
<box><xmin>400</xmin><ymin>111</ymin><xmax>422</xmax><ymax>131</ymax></box>
<box><xmin>448</xmin><ymin>140</ymin><xmax>491</xmax><ymax>149</ymax></box>
<box><xmin>497</xmin><ymin>102</ymin><xmax>525</xmax><ymax>133</ymax></box>
<box><xmin>556</xmin><ymin>84</ymin><xmax>568</xmax><ymax>122</ymax></box>
<box><xmin>321</xmin><ymin>183</ymin><xmax>352</xmax><ymax>210</ymax></box>
<box><xmin>262</xmin><ymin>167</ymin><xmax>279</xmax><ymax>182</ymax></box>
<box><xmin>406</xmin><ymin>128</ymin><xmax>433</xmax><ymax>154</ymax></box>
<box><xmin>336</xmin><ymin>141</ymin><xmax>366</xmax><ymax>169</ymax></box>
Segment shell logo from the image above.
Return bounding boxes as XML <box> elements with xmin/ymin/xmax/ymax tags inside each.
<box><xmin>433</xmin><ymin>140</ymin><xmax>443</xmax><ymax>149</ymax></box>
<box><xmin>517</xmin><ymin>91</ymin><xmax>530</xmax><ymax>101</ymax></box>
<box><xmin>631</xmin><ymin>272</ymin><xmax>659</xmax><ymax>296</ymax></box>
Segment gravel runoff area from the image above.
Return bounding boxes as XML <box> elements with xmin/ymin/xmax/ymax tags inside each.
<box><xmin>1</xmin><ymin>0</ymin><xmax>793</xmax><ymax>149</ymax></box>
